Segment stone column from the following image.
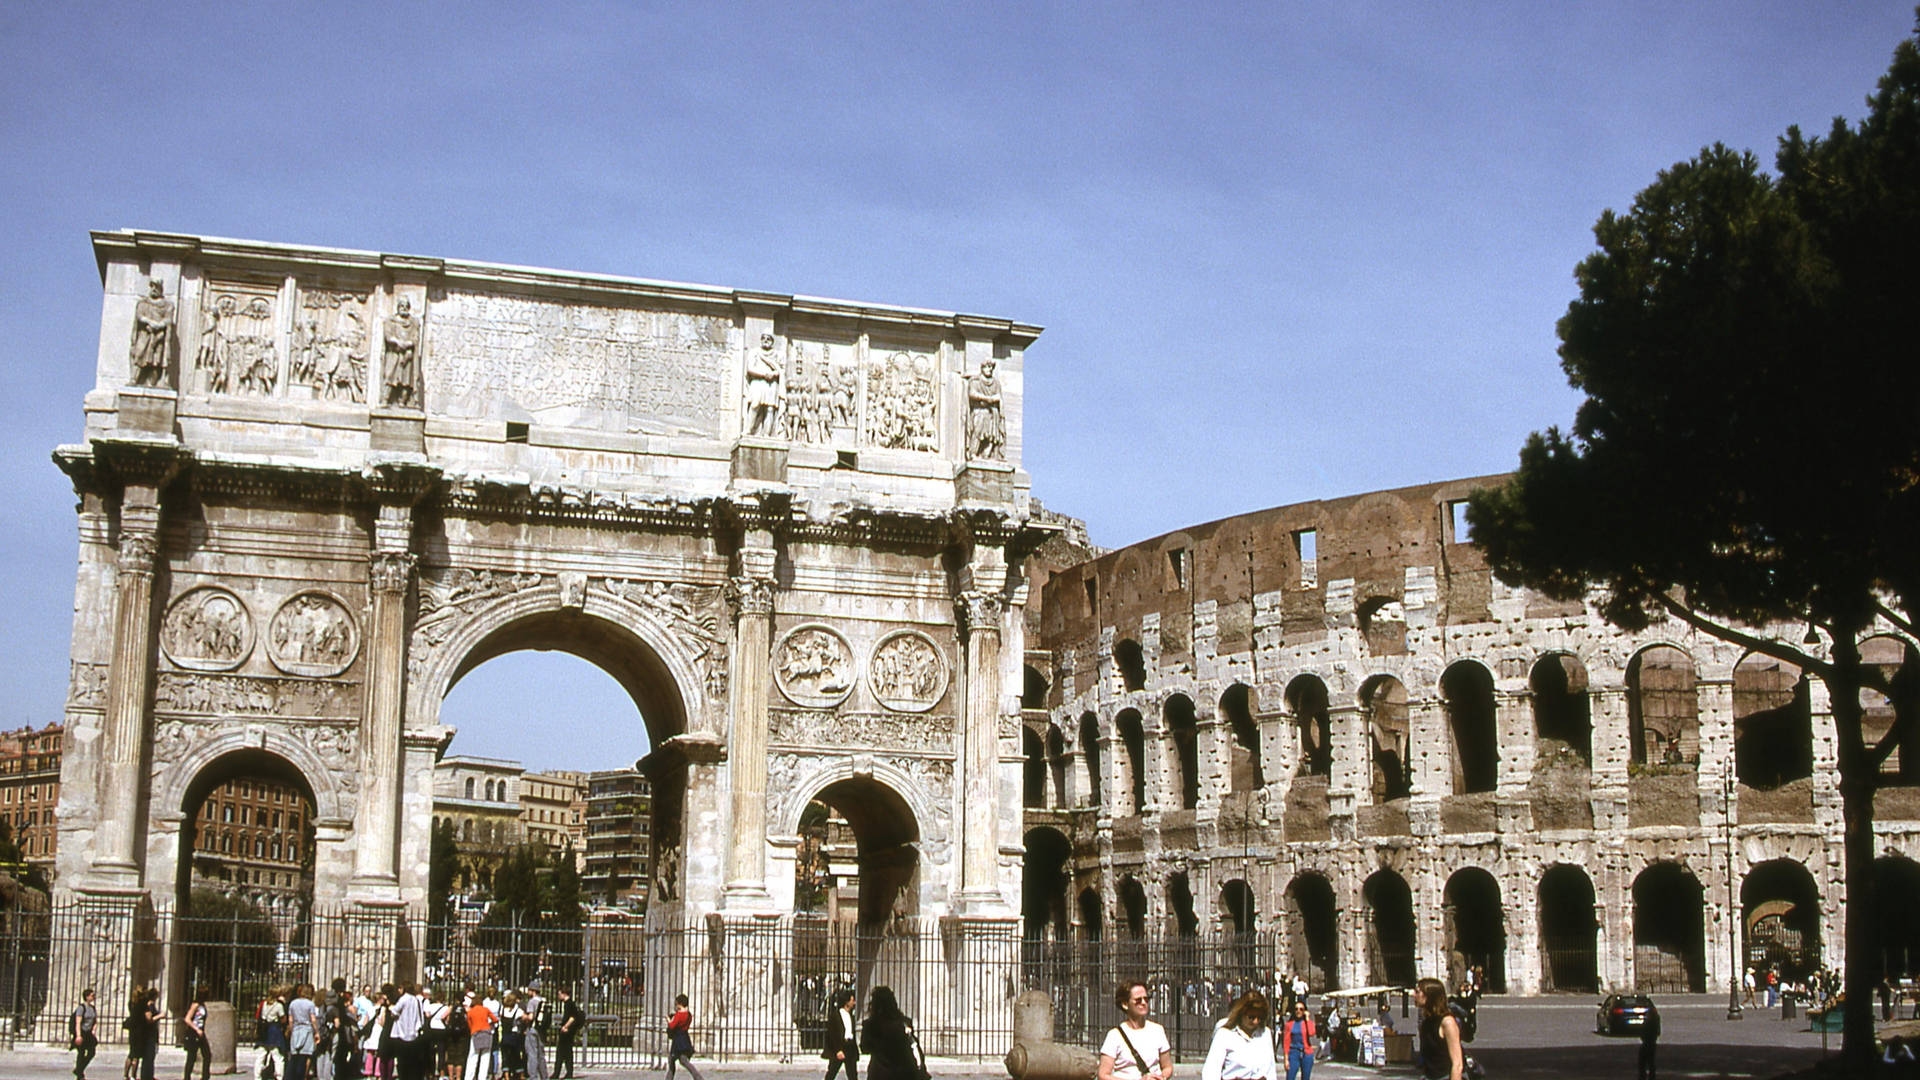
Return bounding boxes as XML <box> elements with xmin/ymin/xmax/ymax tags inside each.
<box><xmin>91</xmin><ymin>480</ymin><xmax>167</xmax><ymax>889</ymax></box>
<box><xmin>957</xmin><ymin>581</ymin><xmax>1009</xmax><ymax>912</ymax></box>
<box><xmin>352</xmin><ymin>470</ymin><xmax>432</xmax><ymax>898</ymax></box>
<box><xmin>723</xmin><ymin>543</ymin><xmax>776</xmax><ymax>908</ymax></box>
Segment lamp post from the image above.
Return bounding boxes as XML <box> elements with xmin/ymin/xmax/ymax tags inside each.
<box><xmin>1725</xmin><ymin>762</ymin><xmax>1743</xmax><ymax>1019</ymax></box>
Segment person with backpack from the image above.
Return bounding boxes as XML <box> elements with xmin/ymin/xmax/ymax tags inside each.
<box><xmin>663</xmin><ymin>993</ymin><xmax>706</xmax><ymax>1080</ymax></box>
<box><xmin>70</xmin><ymin>987</ymin><xmax>99</xmax><ymax>1080</ymax></box>
<box><xmin>552</xmin><ymin>988</ymin><xmax>583</xmax><ymax>1080</ymax></box>
<box><xmin>522</xmin><ymin>986</ymin><xmax>548</xmax><ymax>1080</ymax></box>
<box><xmin>1098</xmin><ymin>981</ymin><xmax>1172</xmax><ymax>1080</ymax></box>
<box><xmin>858</xmin><ymin>987</ymin><xmax>923</xmax><ymax>1080</ymax></box>
<box><xmin>182</xmin><ymin>987</ymin><xmax>212</xmax><ymax>1080</ymax></box>
<box><xmin>441</xmin><ymin>987</ymin><xmax>470</xmax><ymax>1080</ymax></box>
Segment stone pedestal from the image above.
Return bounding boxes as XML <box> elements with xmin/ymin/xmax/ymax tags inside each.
<box><xmin>370</xmin><ymin>407</ymin><xmax>426</xmax><ymax>453</ymax></box>
<box><xmin>957</xmin><ymin>460</ymin><xmax>1015</xmax><ymax>505</ymax></box>
<box><xmin>731</xmin><ymin>438</ymin><xmax>789</xmax><ymax>484</ymax></box>
<box><xmin>205</xmin><ymin>1001</ymin><xmax>237</xmax><ymax>1075</ymax></box>
<box><xmin>114</xmin><ymin>386</ymin><xmax>178</xmax><ymax>437</ymax></box>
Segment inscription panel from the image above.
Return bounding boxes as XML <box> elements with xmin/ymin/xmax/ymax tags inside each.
<box><xmin>425</xmin><ymin>291</ymin><xmax>733</xmax><ymax>436</ymax></box>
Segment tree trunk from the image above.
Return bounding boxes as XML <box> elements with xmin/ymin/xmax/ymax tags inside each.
<box><xmin>1828</xmin><ymin>628</ymin><xmax>1879</xmax><ymax>1074</ymax></box>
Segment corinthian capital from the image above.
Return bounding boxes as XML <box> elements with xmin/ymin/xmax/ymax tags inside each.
<box><xmin>116</xmin><ymin>529</ymin><xmax>160</xmax><ymax>576</ymax></box>
<box><xmin>370</xmin><ymin>550</ymin><xmax>417</xmax><ymax>595</ymax></box>
<box><xmin>727</xmin><ymin>575</ymin><xmax>775</xmax><ymax>619</ymax></box>
<box><xmin>957</xmin><ymin>591</ymin><xmax>1005</xmax><ymax>634</ymax></box>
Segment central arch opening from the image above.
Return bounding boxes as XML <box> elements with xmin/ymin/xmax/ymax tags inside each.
<box><xmin>1633</xmin><ymin>863</ymin><xmax>1705</xmax><ymax>993</ymax></box>
<box><xmin>1363</xmin><ymin>868</ymin><xmax>1417</xmax><ymax>986</ymax></box>
<box><xmin>1538</xmin><ymin>864</ymin><xmax>1598</xmax><ymax>993</ymax></box>
<box><xmin>797</xmin><ymin>777</ymin><xmax>921</xmax><ymax>930</ymax></box>
<box><xmin>1285</xmin><ymin>873</ymin><xmax>1339</xmax><ymax>992</ymax></box>
<box><xmin>1444</xmin><ymin>868</ymin><xmax>1506</xmax><ymax>993</ymax></box>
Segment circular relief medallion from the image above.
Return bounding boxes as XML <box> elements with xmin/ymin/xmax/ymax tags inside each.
<box><xmin>774</xmin><ymin>624</ymin><xmax>856</xmax><ymax>708</ymax></box>
<box><xmin>267</xmin><ymin>591</ymin><xmax>361</xmax><ymax>677</ymax></box>
<box><xmin>868</xmin><ymin>629</ymin><xmax>949</xmax><ymax>713</ymax></box>
<box><xmin>160</xmin><ymin>586</ymin><xmax>254</xmax><ymax>672</ymax></box>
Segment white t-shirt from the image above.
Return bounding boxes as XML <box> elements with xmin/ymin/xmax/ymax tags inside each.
<box><xmin>1102</xmin><ymin>1020</ymin><xmax>1171</xmax><ymax>1080</ymax></box>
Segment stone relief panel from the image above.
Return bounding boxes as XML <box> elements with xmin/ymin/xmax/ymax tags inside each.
<box><xmin>409</xmin><ymin>567</ymin><xmax>549</xmax><ymax>688</ymax></box>
<box><xmin>268</xmin><ymin>591</ymin><xmax>360</xmax><ymax>677</ymax></box>
<box><xmin>161</xmin><ymin>586</ymin><xmax>254</xmax><ymax>672</ymax></box>
<box><xmin>864</xmin><ymin>348</ymin><xmax>939</xmax><ymax>452</ymax></box>
<box><xmin>290</xmin><ymin>287</ymin><xmax>371</xmax><ymax>403</ymax></box>
<box><xmin>596</xmin><ymin>578</ymin><xmax>728</xmax><ymax>700</ymax></box>
<box><xmin>867</xmin><ymin>630</ymin><xmax>949</xmax><ymax>713</ymax></box>
<box><xmin>68</xmin><ymin>662</ymin><xmax>109</xmax><ymax>710</ymax></box>
<box><xmin>424</xmin><ymin>291</ymin><xmax>733</xmax><ymax>436</ymax></box>
<box><xmin>193</xmin><ymin>281</ymin><xmax>281</xmax><ymax>397</ymax></box>
<box><xmin>153</xmin><ymin>673</ymin><xmax>363</xmax><ymax>720</ymax></box>
<box><xmin>769</xmin><ymin>708</ymin><xmax>952</xmax><ymax>754</ymax></box>
<box><xmin>150</xmin><ymin>718</ymin><xmax>358</xmax><ymax>795</ymax></box>
<box><xmin>774</xmin><ymin>625</ymin><xmax>856</xmax><ymax>708</ymax></box>
<box><xmin>766</xmin><ymin>751</ymin><xmax>955</xmax><ymax>842</ymax></box>
<box><xmin>781</xmin><ymin>337</ymin><xmax>859</xmax><ymax>447</ymax></box>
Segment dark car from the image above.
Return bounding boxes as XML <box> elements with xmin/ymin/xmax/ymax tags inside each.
<box><xmin>1596</xmin><ymin>994</ymin><xmax>1658</xmax><ymax>1035</ymax></box>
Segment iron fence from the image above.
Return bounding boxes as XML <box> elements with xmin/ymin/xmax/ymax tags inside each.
<box><xmin>0</xmin><ymin>905</ymin><xmax>1282</xmax><ymax>1062</ymax></box>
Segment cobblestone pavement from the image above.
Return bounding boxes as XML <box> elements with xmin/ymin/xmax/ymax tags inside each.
<box><xmin>5</xmin><ymin>996</ymin><xmax>1846</xmax><ymax>1080</ymax></box>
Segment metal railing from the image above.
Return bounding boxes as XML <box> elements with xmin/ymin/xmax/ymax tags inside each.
<box><xmin>0</xmin><ymin>904</ymin><xmax>1281</xmax><ymax>1062</ymax></box>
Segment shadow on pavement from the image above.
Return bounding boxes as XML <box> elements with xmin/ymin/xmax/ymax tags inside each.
<box><xmin>1470</xmin><ymin>1042</ymin><xmax>1832</xmax><ymax>1080</ymax></box>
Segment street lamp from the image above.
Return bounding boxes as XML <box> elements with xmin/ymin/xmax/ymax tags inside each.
<box><xmin>1725</xmin><ymin>763</ymin><xmax>1743</xmax><ymax>1019</ymax></box>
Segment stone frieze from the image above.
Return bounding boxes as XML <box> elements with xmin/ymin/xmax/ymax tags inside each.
<box><xmin>768</xmin><ymin>707</ymin><xmax>952</xmax><ymax>754</ymax></box>
<box><xmin>152</xmin><ymin>671</ymin><xmax>363</xmax><ymax>719</ymax></box>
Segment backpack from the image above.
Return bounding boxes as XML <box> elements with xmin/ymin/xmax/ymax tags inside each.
<box><xmin>1449</xmin><ymin>1001</ymin><xmax>1477</xmax><ymax>1044</ymax></box>
<box><xmin>447</xmin><ymin>1004</ymin><xmax>468</xmax><ymax>1039</ymax></box>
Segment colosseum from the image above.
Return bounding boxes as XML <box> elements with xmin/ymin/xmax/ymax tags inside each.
<box><xmin>1020</xmin><ymin>476</ymin><xmax>1920</xmax><ymax>999</ymax></box>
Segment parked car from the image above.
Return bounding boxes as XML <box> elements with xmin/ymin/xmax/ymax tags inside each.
<box><xmin>1596</xmin><ymin>993</ymin><xmax>1659</xmax><ymax>1035</ymax></box>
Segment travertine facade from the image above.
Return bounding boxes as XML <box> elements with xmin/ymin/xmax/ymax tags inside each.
<box><xmin>54</xmin><ymin>231</ymin><xmax>1045</xmax><ymax>1011</ymax></box>
<box><xmin>1028</xmin><ymin>479</ymin><xmax>1920</xmax><ymax>994</ymax></box>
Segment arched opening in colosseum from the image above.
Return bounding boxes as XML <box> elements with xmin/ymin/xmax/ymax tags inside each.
<box><xmin>1168</xmin><ymin>870</ymin><xmax>1200</xmax><ymax>937</ymax></box>
<box><xmin>1358</xmin><ymin>596</ymin><xmax>1409</xmax><ymax>656</ymax></box>
<box><xmin>1444</xmin><ymin>868</ymin><xmax>1506</xmax><ymax>993</ymax></box>
<box><xmin>1119</xmin><ymin>876</ymin><xmax>1149</xmax><ymax>938</ymax></box>
<box><xmin>1733</xmin><ymin>653</ymin><xmax>1813</xmax><ymax>792</ymax></box>
<box><xmin>1363</xmin><ymin>868</ymin><xmax>1418</xmax><ymax>986</ymax></box>
<box><xmin>1741</xmin><ymin>859</ymin><xmax>1821</xmax><ymax>981</ymax></box>
<box><xmin>1115</xmin><ymin>638</ymin><xmax>1148</xmax><ymax>691</ymax></box>
<box><xmin>1442</xmin><ymin>662</ymin><xmax>1500</xmax><ymax>795</ymax></box>
<box><xmin>1221</xmin><ymin>878</ymin><xmax>1257</xmax><ymax>936</ymax></box>
<box><xmin>1285</xmin><ymin>873</ymin><xmax>1339</xmax><ymax>992</ymax></box>
<box><xmin>1632</xmin><ymin>862</ymin><xmax>1706</xmax><ymax>993</ymax></box>
<box><xmin>1166</xmin><ymin>694</ymin><xmax>1200</xmax><ymax>810</ymax></box>
<box><xmin>799</xmin><ymin>776</ymin><xmax>921</xmax><ymax>930</ymax></box>
<box><xmin>1873</xmin><ymin>856</ymin><xmax>1920</xmax><ymax>979</ymax></box>
<box><xmin>1022</xmin><ymin>826</ymin><xmax>1071</xmax><ymax>943</ymax></box>
<box><xmin>1538</xmin><ymin>864</ymin><xmax>1599</xmax><ymax>993</ymax></box>
<box><xmin>1023</xmin><ymin>727</ymin><xmax>1048</xmax><ymax>809</ymax></box>
<box><xmin>1023</xmin><ymin>663</ymin><xmax>1050</xmax><ymax>710</ymax></box>
<box><xmin>174</xmin><ymin>749</ymin><xmax>318</xmax><ymax>1006</ymax></box>
<box><xmin>1079</xmin><ymin>888</ymin><xmax>1105</xmax><ymax>942</ymax></box>
<box><xmin>1287</xmin><ymin>674</ymin><xmax>1332</xmax><ymax>778</ymax></box>
<box><xmin>1530</xmin><ymin>653</ymin><xmax>1592</xmax><ymax>764</ymax></box>
<box><xmin>1861</xmin><ymin>635</ymin><xmax>1920</xmax><ymax>785</ymax></box>
<box><xmin>1117</xmin><ymin>709</ymin><xmax>1148</xmax><ymax>814</ymax></box>
<box><xmin>1627</xmin><ymin>645</ymin><xmax>1699</xmax><ymax>769</ymax></box>
<box><xmin>1220</xmin><ymin>683</ymin><xmax>1265</xmax><ymax>792</ymax></box>
<box><xmin>1079</xmin><ymin>712</ymin><xmax>1103</xmax><ymax>808</ymax></box>
<box><xmin>1047</xmin><ymin>725</ymin><xmax>1070</xmax><ymax>808</ymax></box>
<box><xmin>1361</xmin><ymin>675</ymin><xmax>1411</xmax><ymax>802</ymax></box>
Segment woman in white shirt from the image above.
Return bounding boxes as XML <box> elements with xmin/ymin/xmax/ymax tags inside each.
<box><xmin>1201</xmin><ymin>992</ymin><xmax>1276</xmax><ymax>1080</ymax></box>
<box><xmin>1098</xmin><ymin>982</ymin><xmax>1173</xmax><ymax>1080</ymax></box>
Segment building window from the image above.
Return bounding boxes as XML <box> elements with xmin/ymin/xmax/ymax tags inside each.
<box><xmin>1294</xmin><ymin>529</ymin><xmax>1318</xmax><ymax>586</ymax></box>
<box><xmin>224</xmin><ymin>806</ymin><xmax>233</xmax><ymax>823</ymax></box>
<box><xmin>1449</xmin><ymin>500</ymin><xmax>1473</xmax><ymax>543</ymax></box>
<box><xmin>465</xmin><ymin>778</ymin><xmax>476</xmax><ymax>799</ymax></box>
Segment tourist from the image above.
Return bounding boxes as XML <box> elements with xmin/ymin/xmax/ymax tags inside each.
<box><xmin>483</xmin><ymin>988</ymin><xmax>503</xmax><ymax>1078</ymax></box>
<box><xmin>499</xmin><ymin>991</ymin><xmax>526</xmax><ymax>1080</ymax></box>
<box><xmin>121</xmin><ymin>986</ymin><xmax>145</xmax><ymax>1080</ymax></box>
<box><xmin>182</xmin><ymin>987</ymin><xmax>211</xmax><ymax>1080</ymax></box>
<box><xmin>258</xmin><ymin>986</ymin><xmax>289</xmax><ymax>1080</ymax></box>
<box><xmin>326</xmin><ymin>980</ymin><xmax>357</xmax><ymax>1080</ymax></box>
<box><xmin>522</xmin><ymin>985</ymin><xmax>548</xmax><ymax>1080</ymax></box>
<box><xmin>425</xmin><ymin>988</ymin><xmax>452</xmax><ymax>1080</ymax></box>
<box><xmin>361</xmin><ymin>988</ymin><xmax>391</xmax><ymax>1080</ymax></box>
<box><xmin>552</xmin><ymin>987</ymin><xmax>583</xmax><ymax>1080</ymax></box>
<box><xmin>822</xmin><ymin>987</ymin><xmax>859</xmax><ymax>1080</ymax></box>
<box><xmin>1636</xmin><ymin>997</ymin><xmax>1661</xmax><ymax>1080</ymax></box>
<box><xmin>858</xmin><ymin>987</ymin><xmax>918</xmax><ymax>1080</ymax></box>
<box><xmin>465</xmin><ymin>990</ymin><xmax>497</xmax><ymax>1080</ymax></box>
<box><xmin>1097</xmin><ymin>981</ymin><xmax>1172</xmax><ymax>1080</ymax></box>
<box><xmin>1200</xmin><ymin>990</ymin><xmax>1274</xmax><ymax>1080</ymax></box>
<box><xmin>134</xmin><ymin>986</ymin><xmax>164</xmax><ymax>1080</ymax></box>
<box><xmin>1413</xmin><ymin>979</ymin><xmax>1463</xmax><ymax>1080</ymax></box>
<box><xmin>289</xmin><ymin>984</ymin><xmax>320</xmax><ymax>1080</ymax></box>
<box><xmin>389</xmin><ymin>983</ymin><xmax>426</xmax><ymax>1080</ymax></box>
<box><xmin>1276</xmin><ymin>998</ymin><xmax>1315</xmax><ymax>1080</ymax></box>
<box><xmin>1742</xmin><ymin>967</ymin><xmax>1757</xmax><ymax>1009</ymax></box>
<box><xmin>662</xmin><ymin>993</ymin><xmax>705</xmax><ymax>1080</ymax></box>
<box><xmin>70</xmin><ymin>987</ymin><xmax>99</xmax><ymax>1080</ymax></box>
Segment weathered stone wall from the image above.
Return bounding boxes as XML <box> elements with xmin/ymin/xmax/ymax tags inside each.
<box><xmin>1030</xmin><ymin>478</ymin><xmax>1920</xmax><ymax>994</ymax></box>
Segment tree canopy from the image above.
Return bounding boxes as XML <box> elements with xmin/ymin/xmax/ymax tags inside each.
<box><xmin>1468</xmin><ymin>15</ymin><xmax>1920</xmax><ymax>1068</ymax></box>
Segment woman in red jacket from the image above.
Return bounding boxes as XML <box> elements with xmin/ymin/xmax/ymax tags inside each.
<box><xmin>1278</xmin><ymin>999</ymin><xmax>1316</xmax><ymax>1080</ymax></box>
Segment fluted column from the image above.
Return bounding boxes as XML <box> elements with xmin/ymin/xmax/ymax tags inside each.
<box><xmin>352</xmin><ymin>499</ymin><xmax>419</xmax><ymax>895</ymax></box>
<box><xmin>91</xmin><ymin>481</ymin><xmax>167</xmax><ymax>888</ymax></box>
<box><xmin>958</xmin><ymin>588</ymin><xmax>1008</xmax><ymax>909</ymax></box>
<box><xmin>723</xmin><ymin>558</ymin><xmax>776</xmax><ymax>907</ymax></box>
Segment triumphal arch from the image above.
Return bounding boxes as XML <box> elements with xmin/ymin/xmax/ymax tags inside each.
<box><xmin>54</xmin><ymin>230</ymin><xmax>1046</xmax><ymax>1020</ymax></box>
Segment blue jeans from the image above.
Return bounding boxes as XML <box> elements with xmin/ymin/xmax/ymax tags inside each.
<box><xmin>1287</xmin><ymin>1047</ymin><xmax>1314</xmax><ymax>1080</ymax></box>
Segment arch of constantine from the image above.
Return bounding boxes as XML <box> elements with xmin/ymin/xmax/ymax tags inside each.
<box><xmin>54</xmin><ymin>231</ymin><xmax>1046</xmax><ymax>1025</ymax></box>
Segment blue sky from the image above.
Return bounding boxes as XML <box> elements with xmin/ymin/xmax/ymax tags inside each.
<box><xmin>4</xmin><ymin>2</ymin><xmax>1911</xmax><ymax>772</ymax></box>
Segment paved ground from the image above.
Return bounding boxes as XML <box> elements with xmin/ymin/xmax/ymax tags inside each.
<box><xmin>2</xmin><ymin>996</ymin><xmax>1851</xmax><ymax>1080</ymax></box>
